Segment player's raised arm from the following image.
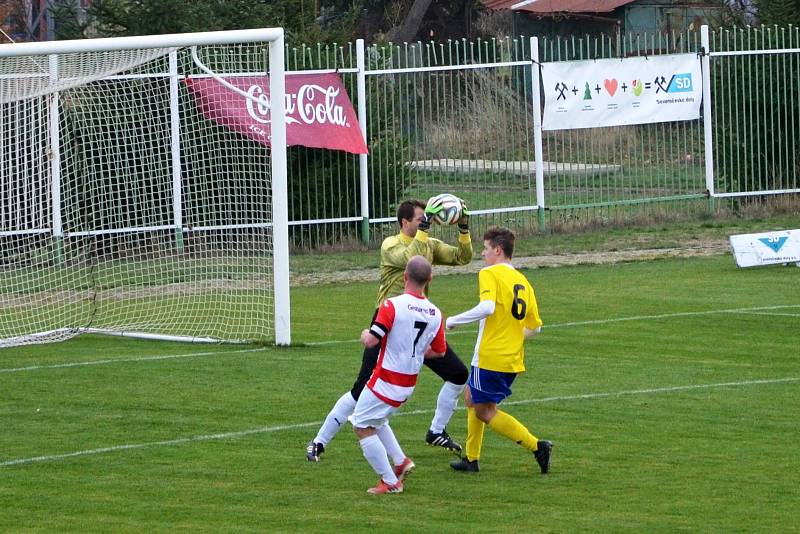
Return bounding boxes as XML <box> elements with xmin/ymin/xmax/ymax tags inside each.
<box><xmin>431</xmin><ymin>201</ymin><xmax>473</xmax><ymax>266</ymax></box>
<box><xmin>431</xmin><ymin>232</ymin><xmax>473</xmax><ymax>266</ymax></box>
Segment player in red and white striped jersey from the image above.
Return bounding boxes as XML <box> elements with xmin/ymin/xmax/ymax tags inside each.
<box><xmin>351</xmin><ymin>256</ymin><xmax>447</xmax><ymax>495</ymax></box>
<box><xmin>307</xmin><ymin>199</ymin><xmax>471</xmax><ymax>464</ymax></box>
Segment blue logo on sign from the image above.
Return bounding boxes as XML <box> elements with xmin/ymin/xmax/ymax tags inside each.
<box><xmin>758</xmin><ymin>236</ymin><xmax>788</xmax><ymax>252</ymax></box>
<box><xmin>667</xmin><ymin>73</ymin><xmax>693</xmax><ymax>93</ymax></box>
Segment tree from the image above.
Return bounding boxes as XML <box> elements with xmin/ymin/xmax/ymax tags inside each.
<box><xmin>51</xmin><ymin>0</ymin><xmax>487</xmax><ymax>45</ymax></box>
<box><xmin>379</xmin><ymin>0</ymin><xmax>482</xmax><ymax>43</ymax></box>
<box><xmin>385</xmin><ymin>0</ymin><xmax>434</xmax><ymax>43</ymax></box>
<box><xmin>756</xmin><ymin>0</ymin><xmax>800</xmax><ymax>25</ymax></box>
<box><xmin>51</xmin><ymin>0</ymin><xmax>362</xmax><ymax>45</ymax></box>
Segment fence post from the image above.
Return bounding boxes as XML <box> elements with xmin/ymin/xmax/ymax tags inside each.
<box><xmin>530</xmin><ymin>37</ymin><xmax>546</xmax><ymax>232</ymax></box>
<box><xmin>356</xmin><ymin>38</ymin><xmax>370</xmax><ymax>243</ymax></box>
<box><xmin>701</xmin><ymin>25</ymin><xmax>716</xmax><ymax>214</ymax></box>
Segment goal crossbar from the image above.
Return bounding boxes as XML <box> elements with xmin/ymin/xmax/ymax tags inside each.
<box><xmin>0</xmin><ymin>29</ymin><xmax>285</xmax><ymax>57</ymax></box>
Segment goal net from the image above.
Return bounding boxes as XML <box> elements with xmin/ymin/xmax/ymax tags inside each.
<box><xmin>0</xmin><ymin>29</ymin><xmax>290</xmax><ymax>347</ymax></box>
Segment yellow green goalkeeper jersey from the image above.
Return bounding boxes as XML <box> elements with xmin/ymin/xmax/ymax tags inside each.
<box><xmin>376</xmin><ymin>230</ymin><xmax>473</xmax><ymax>307</ymax></box>
<box><xmin>473</xmin><ymin>263</ymin><xmax>542</xmax><ymax>373</ymax></box>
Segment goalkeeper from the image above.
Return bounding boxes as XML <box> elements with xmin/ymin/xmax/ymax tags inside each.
<box><xmin>307</xmin><ymin>196</ymin><xmax>473</xmax><ymax>462</ymax></box>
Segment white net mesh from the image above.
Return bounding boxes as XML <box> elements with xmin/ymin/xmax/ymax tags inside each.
<box><xmin>0</xmin><ymin>48</ymin><xmax>175</xmax><ymax>104</ymax></box>
<box><xmin>1</xmin><ymin>44</ymin><xmax>275</xmax><ymax>346</ymax></box>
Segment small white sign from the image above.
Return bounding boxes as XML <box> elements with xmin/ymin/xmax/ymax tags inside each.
<box><xmin>729</xmin><ymin>229</ymin><xmax>800</xmax><ymax>268</ymax></box>
<box><xmin>541</xmin><ymin>53</ymin><xmax>702</xmax><ymax>131</ymax></box>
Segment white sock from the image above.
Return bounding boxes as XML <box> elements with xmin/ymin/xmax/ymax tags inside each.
<box><xmin>429</xmin><ymin>381</ymin><xmax>466</xmax><ymax>434</ymax></box>
<box><xmin>376</xmin><ymin>424</ymin><xmax>405</xmax><ymax>466</ymax></box>
<box><xmin>359</xmin><ymin>434</ymin><xmax>398</xmax><ymax>485</ymax></box>
<box><xmin>314</xmin><ymin>391</ymin><xmax>357</xmax><ymax>445</ymax></box>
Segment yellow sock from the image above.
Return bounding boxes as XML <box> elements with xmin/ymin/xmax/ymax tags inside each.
<box><xmin>487</xmin><ymin>409</ymin><xmax>538</xmax><ymax>452</ymax></box>
<box><xmin>465</xmin><ymin>407</ymin><xmax>485</xmax><ymax>461</ymax></box>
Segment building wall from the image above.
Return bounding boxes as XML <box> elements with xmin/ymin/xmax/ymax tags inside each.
<box><xmin>511</xmin><ymin>0</ymin><xmax>723</xmax><ymax>45</ymax></box>
<box><xmin>513</xmin><ymin>14</ymin><xmax>621</xmax><ymax>43</ymax></box>
<box><xmin>624</xmin><ymin>2</ymin><xmax>722</xmax><ymax>37</ymax></box>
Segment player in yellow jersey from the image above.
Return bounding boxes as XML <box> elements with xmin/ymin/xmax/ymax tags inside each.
<box><xmin>306</xmin><ymin>198</ymin><xmax>473</xmax><ymax>463</ymax></box>
<box><xmin>446</xmin><ymin>226</ymin><xmax>553</xmax><ymax>474</ymax></box>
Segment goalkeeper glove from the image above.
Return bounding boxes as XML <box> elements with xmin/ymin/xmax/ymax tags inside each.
<box><xmin>457</xmin><ymin>199</ymin><xmax>470</xmax><ymax>234</ymax></box>
<box><xmin>419</xmin><ymin>196</ymin><xmax>443</xmax><ymax>232</ymax></box>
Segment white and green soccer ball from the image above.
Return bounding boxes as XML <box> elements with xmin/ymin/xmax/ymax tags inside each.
<box><xmin>428</xmin><ymin>193</ymin><xmax>463</xmax><ymax>225</ymax></box>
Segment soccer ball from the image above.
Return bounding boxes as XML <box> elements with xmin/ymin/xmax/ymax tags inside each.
<box><xmin>428</xmin><ymin>193</ymin><xmax>463</xmax><ymax>225</ymax></box>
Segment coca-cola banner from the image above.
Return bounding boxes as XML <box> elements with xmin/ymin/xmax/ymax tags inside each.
<box><xmin>184</xmin><ymin>73</ymin><xmax>368</xmax><ymax>154</ymax></box>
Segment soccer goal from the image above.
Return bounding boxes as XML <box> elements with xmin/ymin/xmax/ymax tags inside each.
<box><xmin>0</xmin><ymin>29</ymin><xmax>290</xmax><ymax>347</ymax></box>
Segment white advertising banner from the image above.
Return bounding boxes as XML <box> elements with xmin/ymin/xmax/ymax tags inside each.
<box><xmin>729</xmin><ymin>229</ymin><xmax>800</xmax><ymax>268</ymax></box>
<box><xmin>541</xmin><ymin>53</ymin><xmax>702</xmax><ymax>131</ymax></box>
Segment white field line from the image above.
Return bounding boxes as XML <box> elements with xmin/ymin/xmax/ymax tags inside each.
<box><xmin>0</xmin><ymin>347</ymin><xmax>268</xmax><ymax>374</ymax></box>
<box><xmin>2</xmin><ymin>376</ymin><xmax>797</xmax><ymax>468</ymax></box>
<box><xmin>727</xmin><ymin>311</ymin><xmax>800</xmax><ymax>318</ymax></box>
<box><xmin>541</xmin><ymin>304</ymin><xmax>800</xmax><ymax>328</ymax></box>
<box><xmin>306</xmin><ymin>304</ymin><xmax>800</xmax><ymax>346</ymax></box>
<box><xmin>2</xmin><ymin>304</ymin><xmax>798</xmax><ymax>373</ymax></box>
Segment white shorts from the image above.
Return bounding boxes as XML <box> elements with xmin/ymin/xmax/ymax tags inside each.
<box><xmin>349</xmin><ymin>387</ymin><xmax>398</xmax><ymax>429</ymax></box>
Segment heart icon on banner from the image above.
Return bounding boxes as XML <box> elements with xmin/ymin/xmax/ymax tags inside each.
<box><xmin>604</xmin><ymin>78</ymin><xmax>618</xmax><ymax>96</ymax></box>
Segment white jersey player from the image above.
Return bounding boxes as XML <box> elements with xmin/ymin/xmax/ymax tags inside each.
<box><xmin>351</xmin><ymin>256</ymin><xmax>446</xmax><ymax>495</ymax></box>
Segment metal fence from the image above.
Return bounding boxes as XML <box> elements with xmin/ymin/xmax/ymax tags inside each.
<box><xmin>285</xmin><ymin>25</ymin><xmax>800</xmax><ymax>249</ymax></box>
<box><xmin>711</xmin><ymin>26</ymin><xmax>800</xmax><ymax>199</ymax></box>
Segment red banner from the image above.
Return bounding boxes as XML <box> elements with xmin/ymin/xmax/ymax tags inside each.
<box><xmin>184</xmin><ymin>73</ymin><xmax>368</xmax><ymax>154</ymax></box>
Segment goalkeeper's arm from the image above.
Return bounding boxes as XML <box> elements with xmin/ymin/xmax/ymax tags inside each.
<box><xmin>418</xmin><ymin>195</ymin><xmax>443</xmax><ymax>232</ymax></box>
<box><xmin>431</xmin><ymin>198</ymin><xmax>472</xmax><ymax>266</ymax></box>
<box><xmin>456</xmin><ymin>197</ymin><xmax>470</xmax><ymax>235</ymax></box>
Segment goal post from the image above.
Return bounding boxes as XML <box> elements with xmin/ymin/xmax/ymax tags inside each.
<box><xmin>0</xmin><ymin>28</ymin><xmax>291</xmax><ymax>347</ymax></box>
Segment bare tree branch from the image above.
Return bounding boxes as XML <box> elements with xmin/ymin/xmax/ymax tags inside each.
<box><xmin>385</xmin><ymin>0</ymin><xmax>434</xmax><ymax>43</ymax></box>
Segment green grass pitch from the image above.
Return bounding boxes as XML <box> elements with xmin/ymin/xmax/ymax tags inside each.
<box><xmin>1</xmin><ymin>255</ymin><xmax>798</xmax><ymax>531</ymax></box>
